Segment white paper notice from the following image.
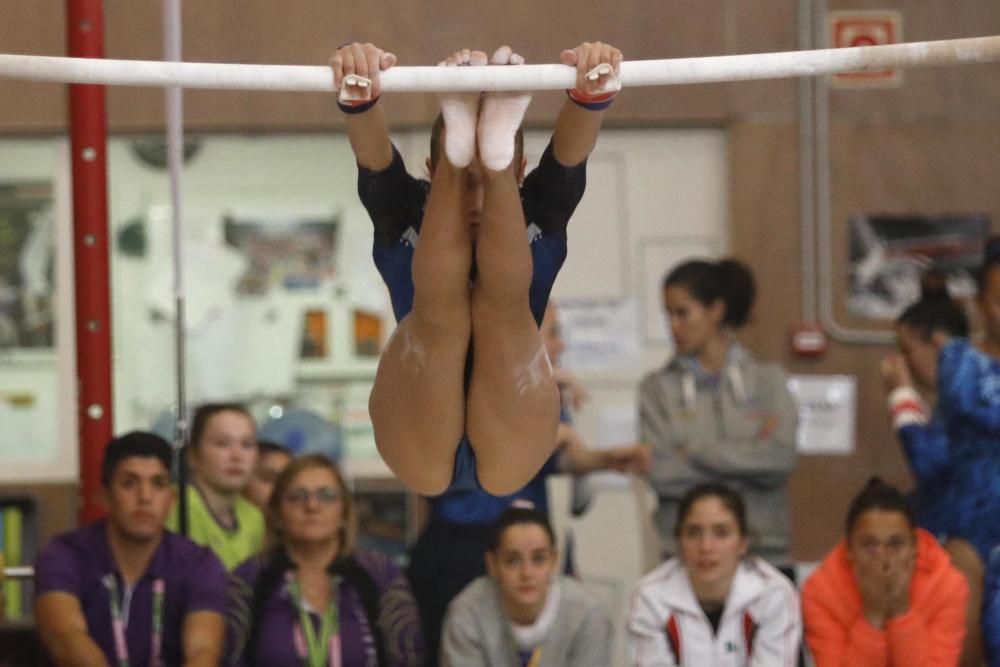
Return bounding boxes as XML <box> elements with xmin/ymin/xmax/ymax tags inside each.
<box><xmin>557</xmin><ymin>299</ymin><xmax>641</xmax><ymax>373</ymax></box>
<box><xmin>786</xmin><ymin>374</ymin><xmax>857</xmax><ymax>455</ymax></box>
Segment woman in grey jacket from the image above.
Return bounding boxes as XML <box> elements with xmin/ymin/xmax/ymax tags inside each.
<box><xmin>441</xmin><ymin>504</ymin><xmax>613</xmax><ymax>667</ymax></box>
<box><xmin>639</xmin><ymin>259</ymin><xmax>798</xmax><ymax>569</ymax></box>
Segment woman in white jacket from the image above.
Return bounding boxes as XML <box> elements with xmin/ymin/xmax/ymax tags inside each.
<box><xmin>628</xmin><ymin>483</ymin><xmax>801</xmax><ymax>666</ymax></box>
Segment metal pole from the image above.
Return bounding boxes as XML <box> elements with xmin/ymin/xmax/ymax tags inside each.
<box><xmin>163</xmin><ymin>0</ymin><xmax>189</xmax><ymax>537</ymax></box>
<box><xmin>67</xmin><ymin>0</ymin><xmax>112</xmax><ymax>524</ymax></box>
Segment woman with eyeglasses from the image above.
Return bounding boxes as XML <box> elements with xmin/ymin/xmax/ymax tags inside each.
<box><xmin>226</xmin><ymin>454</ymin><xmax>425</xmax><ymax>666</ymax></box>
<box><xmin>802</xmin><ymin>478</ymin><xmax>968</xmax><ymax>667</ymax></box>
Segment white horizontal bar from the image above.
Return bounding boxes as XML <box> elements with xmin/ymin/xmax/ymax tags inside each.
<box><xmin>1</xmin><ymin>35</ymin><xmax>999</xmax><ymax>92</ymax></box>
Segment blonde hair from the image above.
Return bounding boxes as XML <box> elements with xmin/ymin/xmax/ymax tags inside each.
<box><xmin>267</xmin><ymin>453</ymin><xmax>357</xmax><ymax>555</ymax></box>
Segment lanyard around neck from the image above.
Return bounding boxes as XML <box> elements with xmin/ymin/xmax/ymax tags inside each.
<box><xmin>105</xmin><ymin>574</ymin><xmax>165</xmax><ymax>667</ymax></box>
<box><xmin>287</xmin><ymin>574</ymin><xmax>341</xmax><ymax>667</ymax></box>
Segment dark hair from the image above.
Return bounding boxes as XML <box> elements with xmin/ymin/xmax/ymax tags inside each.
<box><xmin>430</xmin><ymin>112</ymin><xmax>524</xmax><ymax>170</ymax></box>
<box><xmin>977</xmin><ymin>236</ymin><xmax>1000</xmax><ymax>294</ymax></box>
<box><xmin>663</xmin><ymin>258</ymin><xmax>756</xmax><ymax>328</ymax></box>
<box><xmin>189</xmin><ymin>403</ymin><xmax>255</xmax><ymax>450</ymax></box>
<box><xmin>488</xmin><ymin>504</ymin><xmax>556</xmax><ymax>553</ymax></box>
<box><xmin>896</xmin><ymin>268</ymin><xmax>969</xmax><ymax>339</ymax></box>
<box><xmin>257</xmin><ymin>439</ymin><xmax>291</xmax><ymax>458</ymax></box>
<box><xmin>101</xmin><ymin>431</ymin><xmax>172</xmax><ymax>486</ymax></box>
<box><xmin>674</xmin><ymin>482</ymin><xmax>749</xmax><ymax>538</ymax></box>
<box><xmin>845</xmin><ymin>477</ymin><xmax>915</xmax><ymax>535</ymax></box>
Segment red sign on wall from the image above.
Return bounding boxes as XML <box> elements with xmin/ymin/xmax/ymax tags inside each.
<box><xmin>828</xmin><ymin>11</ymin><xmax>903</xmax><ymax>87</ymax></box>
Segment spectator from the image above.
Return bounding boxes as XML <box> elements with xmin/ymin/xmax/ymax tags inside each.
<box><xmin>628</xmin><ymin>482</ymin><xmax>800</xmax><ymax>666</ymax></box>
<box><xmin>881</xmin><ymin>269</ymin><xmax>969</xmax><ymax>538</ymax></box>
<box><xmin>408</xmin><ymin>302</ymin><xmax>650</xmax><ymax>665</ymax></box>
<box><xmin>881</xmin><ymin>270</ymin><xmax>985</xmax><ymax>667</ymax></box>
<box><xmin>169</xmin><ymin>403</ymin><xmax>265</xmax><ymax>570</ymax></box>
<box><xmin>34</xmin><ymin>431</ymin><xmax>227</xmax><ymax>666</ymax></box>
<box><xmin>242</xmin><ymin>439</ymin><xmax>293</xmax><ymax>512</ymax></box>
<box><xmin>934</xmin><ymin>238</ymin><xmax>1000</xmax><ymax>560</ymax></box>
<box><xmin>227</xmin><ymin>453</ymin><xmax>424</xmax><ymax>666</ymax></box>
<box><xmin>802</xmin><ymin>478</ymin><xmax>968</xmax><ymax>667</ymax></box>
<box><xmin>441</xmin><ymin>504</ymin><xmax>612</xmax><ymax>666</ymax></box>
<box><xmin>639</xmin><ymin>258</ymin><xmax>797</xmax><ymax>569</ymax></box>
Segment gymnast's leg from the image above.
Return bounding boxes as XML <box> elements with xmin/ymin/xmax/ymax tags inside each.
<box><xmin>369</xmin><ymin>50</ymin><xmax>486</xmax><ymax>496</ymax></box>
<box><xmin>467</xmin><ymin>46</ymin><xmax>561</xmax><ymax>495</ymax></box>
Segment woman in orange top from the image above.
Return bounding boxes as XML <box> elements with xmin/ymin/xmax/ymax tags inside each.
<box><xmin>802</xmin><ymin>478</ymin><xmax>968</xmax><ymax>667</ymax></box>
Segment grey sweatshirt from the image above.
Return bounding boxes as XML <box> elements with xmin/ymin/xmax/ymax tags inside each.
<box><xmin>440</xmin><ymin>576</ymin><xmax>613</xmax><ymax>667</ymax></box>
<box><xmin>639</xmin><ymin>344</ymin><xmax>799</xmax><ymax>565</ymax></box>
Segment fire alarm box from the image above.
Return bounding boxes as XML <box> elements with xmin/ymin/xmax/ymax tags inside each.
<box><xmin>791</xmin><ymin>322</ymin><xmax>828</xmax><ymax>358</ymax></box>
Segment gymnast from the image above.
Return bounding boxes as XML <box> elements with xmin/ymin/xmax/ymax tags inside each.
<box><xmin>331</xmin><ymin>41</ymin><xmax>621</xmax><ymax>496</ymax></box>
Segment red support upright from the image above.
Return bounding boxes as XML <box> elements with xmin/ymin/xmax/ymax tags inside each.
<box><xmin>67</xmin><ymin>0</ymin><xmax>112</xmax><ymax>524</ymax></box>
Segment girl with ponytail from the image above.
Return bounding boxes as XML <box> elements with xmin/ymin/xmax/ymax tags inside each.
<box><xmin>638</xmin><ymin>258</ymin><xmax>798</xmax><ymax>571</ymax></box>
<box><xmin>880</xmin><ymin>268</ymin><xmax>969</xmax><ymax>538</ymax></box>
<box><xmin>881</xmin><ymin>269</ymin><xmax>986</xmax><ymax>667</ymax></box>
<box><xmin>911</xmin><ymin>241</ymin><xmax>1000</xmax><ymax>562</ymax></box>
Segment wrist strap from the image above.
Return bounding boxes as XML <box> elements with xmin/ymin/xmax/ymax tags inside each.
<box><xmin>338</xmin><ymin>95</ymin><xmax>380</xmax><ymax>114</ymax></box>
<box><xmin>566</xmin><ymin>88</ymin><xmax>616</xmax><ymax>111</ymax></box>
<box><xmin>888</xmin><ymin>386</ymin><xmax>928</xmax><ymax>429</ymax></box>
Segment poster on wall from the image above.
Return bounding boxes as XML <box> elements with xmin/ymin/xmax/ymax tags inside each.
<box><xmin>848</xmin><ymin>213</ymin><xmax>989</xmax><ymax>320</ymax></box>
<box><xmin>556</xmin><ymin>298</ymin><xmax>641</xmax><ymax>373</ymax></box>
<box><xmin>787</xmin><ymin>374</ymin><xmax>857</xmax><ymax>455</ymax></box>
<box><xmin>223</xmin><ymin>213</ymin><xmax>340</xmax><ymax>295</ymax></box>
<box><xmin>0</xmin><ymin>182</ymin><xmax>55</xmax><ymax>353</ymax></box>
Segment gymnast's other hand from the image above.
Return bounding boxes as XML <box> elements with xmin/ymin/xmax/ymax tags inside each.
<box><xmin>330</xmin><ymin>42</ymin><xmax>397</xmax><ymax>100</ymax></box>
<box><xmin>607</xmin><ymin>442</ymin><xmax>654</xmax><ymax>475</ymax></box>
<box><xmin>560</xmin><ymin>41</ymin><xmax>623</xmax><ymax>95</ymax></box>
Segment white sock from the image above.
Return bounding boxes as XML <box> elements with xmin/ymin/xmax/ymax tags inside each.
<box><xmin>438</xmin><ymin>50</ymin><xmax>487</xmax><ymax>168</ymax></box>
<box><xmin>478</xmin><ymin>46</ymin><xmax>532</xmax><ymax>171</ymax></box>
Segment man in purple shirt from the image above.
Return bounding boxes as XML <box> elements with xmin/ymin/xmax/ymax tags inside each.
<box><xmin>34</xmin><ymin>431</ymin><xmax>228</xmax><ymax>667</ymax></box>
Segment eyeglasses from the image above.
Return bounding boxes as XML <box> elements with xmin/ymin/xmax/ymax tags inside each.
<box><xmin>283</xmin><ymin>486</ymin><xmax>342</xmax><ymax>506</ymax></box>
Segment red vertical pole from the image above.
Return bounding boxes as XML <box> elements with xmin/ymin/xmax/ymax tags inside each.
<box><xmin>67</xmin><ymin>0</ymin><xmax>112</xmax><ymax>524</ymax></box>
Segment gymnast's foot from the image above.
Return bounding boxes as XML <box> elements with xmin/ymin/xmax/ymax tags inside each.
<box><xmin>438</xmin><ymin>49</ymin><xmax>488</xmax><ymax>168</ymax></box>
<box><xmin>478</xmin><ymin>46</ymin><xmax>532</xmax><ymax>172</ymax></box>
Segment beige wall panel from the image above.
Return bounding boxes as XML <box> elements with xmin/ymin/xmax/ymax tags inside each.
<box><xmin>730</xmin><ymin>121</ymin><xmax>911</xmax><ymax>560</ymax></box>
<box><xmin>0</xmin><ymin>3</ymin><xmax>68</xmax><ymax>132</ymax></box>
<box><xmin>825</xmin><ymin>2</ymin><xmax>1000</xmax><ymax>118</ymax></box>
<box><xmin>726</xmin><ymin>0</ymin><xmax>800</xmax><ymax>117</ymax></box>
<box><xmin>728</xmin><ymin>121</ymin><xmax>803</xmax><ymax>363</ymax></box>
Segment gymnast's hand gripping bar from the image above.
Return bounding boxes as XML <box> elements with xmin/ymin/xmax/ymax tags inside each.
<box><xmin>1</xmin><ymin>35</ymin><xmax>999</xmax><ymax>92</ymax></box>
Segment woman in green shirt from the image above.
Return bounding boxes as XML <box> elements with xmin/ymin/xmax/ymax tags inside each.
<box><xmin>169</xmin><ymin>402</ymin><xmax>266</xmax><ymax>569</ymax></box>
